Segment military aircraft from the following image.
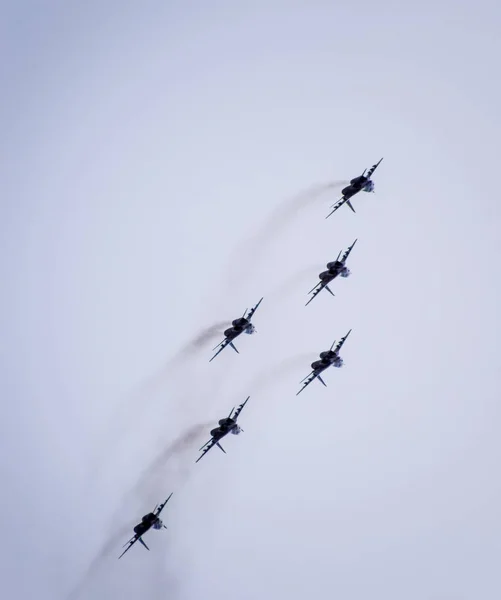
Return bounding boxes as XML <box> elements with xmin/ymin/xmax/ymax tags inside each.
<box><xmin>196</xmin><ymin>396</ymin><xmax>250</xmax><ymax>463</ymax></box>
<box><xmin>296</xmin><ymin>330</ymin><xmax>352</xmax><ymax>395</ymax></box>
<box><xmin>118</xmin><ymin>493</ymin><xmax>173</xmax><ymax>559</ymax></box>
<box><xmin>306</xmin><ymin>239</ymin><xmax>357</xmax><ymax>306</ymax></box>
<box><xmin>326</xmin><ymin>158</ymin><xmax>383</xmax><ymax>218</ymax></box>
<box><xmin>209</xmin><ymin>298</ymin><xmax>263</xmax><ymax>362</ymax></box>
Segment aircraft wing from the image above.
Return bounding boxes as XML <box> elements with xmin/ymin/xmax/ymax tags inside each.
<box><xmin>325</xmin><ymin>196</ymin><xmax>351</xmax><ymax>219</ymax></box>
<box><xmin>231</xmin><ymin>396</ymin><xmax>250</xmax><ymax>421</ymax></box>
<box><xmin>305</xmin><ymin>281</ymin><xmax>332</xmax><ymax>306</ymax></box>
<box><xmin>209</xmin><ymin>337</ymin><xmax>235</xmax><ymax>362</ymax></box>
<box><xmin>195</xmin><ymin>437</ymin><xmax>218</xmax><ymax>463</ymax></box>
<box><xmin>296</xmin><ymin>369</ymin><xmax>327</xmax><ymax>396</ymax></box>
<box><xmin>332</xmin><ymin>329</ymin><xmax>352</xmax><ymax>355</ymax></box>
<box><xmin>118</xmin><ymin>534</ymin><xmax>150</xmax><ymax>559</ymax></box>
<box><xmin>245</xmin><ymin>297</ymin><xmax>264</xmax><ymax>321</ymax></box>
<box><xmin>154</xmin><ymin>492</ymin><xmax>173</xmax><ymax>517</ymax></box>
<box><xmin>340</xmin><ymin>239</ymin><xmax>357</xmax><ymax>264</ymax></box>
<box><xmin>365</xmin><ymin>157</ymin><xmax>383</xmax><ymax>179</ymax></box>
<box><xmin>326</xmin><ymin>194</ymin><xmax>358</xmax><ymax>217</ymax></box>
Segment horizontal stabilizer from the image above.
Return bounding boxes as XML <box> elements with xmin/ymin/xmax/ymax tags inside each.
<box><xmin>139</xmin><ymin>537</ymin><xmax>150</xmax><ymax>551</ymax></box>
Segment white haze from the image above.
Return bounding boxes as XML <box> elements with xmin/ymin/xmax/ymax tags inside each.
<box><xmin>1</xmin><ymin>2</ymin><xmax>501</xmax><ymax>600</ymax></box>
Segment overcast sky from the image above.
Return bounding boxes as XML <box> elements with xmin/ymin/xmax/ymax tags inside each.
<box><xmin>2</xmin><ymin>1</ymin><xmax>501</xmax><ymax>599</ymax></box>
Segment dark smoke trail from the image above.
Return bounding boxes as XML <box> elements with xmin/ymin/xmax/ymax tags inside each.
<box><xmin>243</xmin><ymin>353</ymin><xmax>316</xmax><ymax>397</ymax></box>
<box><xmin>122</xmin><ymin>422</ymin><xmax>210</xmax><ymax>509</ymax></box>
<box><xmin>171</xmin><ymin>321</ymin><xmax>228</xmax><ymax>364</ymax></box>
<box><xmin>226</xmin><ymin>181</ymin><xmax>347</xmax><ymax>286</ymax></box>
<box><xmin>86</xmin><ymin>322</ymin><xmax>228</xmax><ymax>485</ymax></box>
<box><xmin>253</xmin><ymin>181</ymin><xmax>347</xmax><ymax>239</ymax></box>
<box><xmin>65</xmin><ymin>523</ymin><xmax>131</xmax><ymax>600</ymax></box>
<box><xmin>68</xmin><ymin>425</ymin><xmax>208</xmax><ymax>600</ymax></box>
<box><xmin>122</xmin><ymin>321</ymin><xmax>228</xmax><ymax>412</ymax></box>
<box><xmin>265</xmin><ymin>263</ymin><xmax>326</xmax><ymax>303</ymax></box>
<box><xmin>123</xmin><ymin>320</ymin><xmax>229</xmax><ymax>407</ymax></box>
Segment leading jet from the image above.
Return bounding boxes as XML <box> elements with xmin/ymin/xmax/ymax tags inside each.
<box><xmin>296</xmin><ymin>330</ymin><xmax>352</xmax><ymax>395</ymax></box>
<box><xmin>306</xmin><ymin>239</ymin><xmax>357</xmax><ymax>306</ymax></box>
<box><xmin>209</xmin><ymin>298</ymin><xmax>263</xmax><ymax>362</ymax></box>
<box><xmin>326</xmin><ymin>158</ymin><xmax>383</xmax><ymax>218</ymax></box>
<box><xmin>196</xmin><ymin>396</ymin><xmax>250</xmax><ymax>463</ymax></box>
<box><xmin>118</xmin><ymin>493</ymin><xmax>173</xmax><ymax>559</ymax></box>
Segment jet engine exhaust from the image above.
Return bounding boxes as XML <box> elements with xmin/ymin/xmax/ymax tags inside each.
<box><xmin>170</xmin><ymin>321</ymin><xmax>229</xmax><ymax>364</ymax></box>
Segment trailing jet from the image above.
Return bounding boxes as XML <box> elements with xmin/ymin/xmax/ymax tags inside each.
<box><xmin>196</xmin><ymin>396</ymin><xmax>250</xmax><ymax>463</ymax></box>
<box><xmin>296</xmin><ymin>330</ymin><xmax>352</xmax><ymax>396</ymax></box>
<box><xmin>326</xmin><ymin>158</ymin><xmax>383</xmax><ymax>218</ymax></box>
<box><xmin>118</xmin><ymin>493</ymin><xmax>173</xmax><ymax>559</ymax></box>
<box><xmin>209</xmin><ymin>298</ymin><xmax>263</xmax><ymax>362</ymax></box>
<box><xmin>306</xmin><ymin>239</ymin><xmax>357</xmax><ymax>306</ymax></box>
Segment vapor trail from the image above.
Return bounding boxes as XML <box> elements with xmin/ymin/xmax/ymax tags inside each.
<box><xmin>73</xmin><ymin>353</ymin><xmax>314</xmax><ymax>600</ymax></box>
<box><xmin>64</xmin><ymin>523</ymin><xmax>131</xmax><ymax>600</ymax></box>
<box><xmin>226</xmin><ymin>181</ymin><xmax>347</xmax><ymax>286</ymax></box>
<box><xmin>264</xmin><ymin>263</ymin><xmax>326</xmax><ymax>303</ymax></box>
<box><xmin>167</xmin><ymin>321</ymin><xmax>229</xmax><ymax>366</ymax></box>
<box><xmin>243</xmin><ymin>353</ymin><xmax>316</xmax><ymax>397</ymax></box>
<box><xmin>122</xmin><ymin>422</ymin><xmax>210</xmax><ymax>509</ymax></box>
<box><xmin>121</xmin><ymin>320</ymin><xmax>228</xmax><ymax>412</ymax></box>
<box><xmin>255</xmin><ymin>181</ymin><xmax>347</xmax><ymax>240</ymax></box>
<box><xmin>69</xmin><ymin>425</ymin><xmax>207</xmax><ymax>600</ymax></box>
<box><xmin>86</xmin><ymin>322</ymin><xmax>228</xmax><ymax>482</ymax></box>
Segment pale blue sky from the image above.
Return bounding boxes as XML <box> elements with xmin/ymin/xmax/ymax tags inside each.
<box><xmin>1</xmin><ymin>2</ymin><xmax>500</xmax><ymax>599</ymax></box>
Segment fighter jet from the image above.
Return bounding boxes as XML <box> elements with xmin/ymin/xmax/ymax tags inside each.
<box><xmin>209</xmin><ymin>298</ymin><xmax>263</xmax><ymax>362</ymax></box>
<box><xmin>196</xmin><ymin>396</ymin><xmax>250</xmax><ymax>463</ymax></box>
<box><xmin>306</xmin><ymin>239</ymin><xmax>357</xmax><ymax>306</ymax></box>
<box><xmin>118</xmin><ymin>493</ymin><xmax>173</xmax><ymax>559</ymax></box>
<box><xmin>326</xmin><ymin>158</ymin><xmax>383</xmax><ymax>218</ymax></box>
<box><xmin>296</xmin><ymin>330</ymin><xmax>352</xmax><ymax>395</ymax></box>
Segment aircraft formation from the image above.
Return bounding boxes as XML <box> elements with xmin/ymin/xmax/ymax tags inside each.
<box><xmin>118</xmin><ymin>158</ymin><xmax>383</xmax><ymax>559</ymax></box>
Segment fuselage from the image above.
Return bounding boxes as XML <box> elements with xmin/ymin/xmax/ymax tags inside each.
<box><xmin>319</xmin><ymin>264</ymin><xmax>351</xmax><ymax>281</ymax></box>
<box><xmin>224</xmin><ymin>320</ymin><xmax>255</xmax><ymax>339</ymax></box>
<box><xmin>211</xmin><ymin>419</ymin><xmax>242</xmax><ymax>439</ymax></box>
<box><xmin>342</xmin><ymin>177</ymin><xmax>375</xmax><ymax>198</ymax></box>
<box><xmin>311</xmin><ymin>354</ymin><xmax>344</xmax><ymax>371</ymax></box>
<box><xmin>133</xmin><ymin>514</ymin><xmax>163</xmax><ymax>537</ymax></box>
<box><xmin>134</xmin><ymin>514</ymin><xmax>157</xmax><ymax>535</ymax></box>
